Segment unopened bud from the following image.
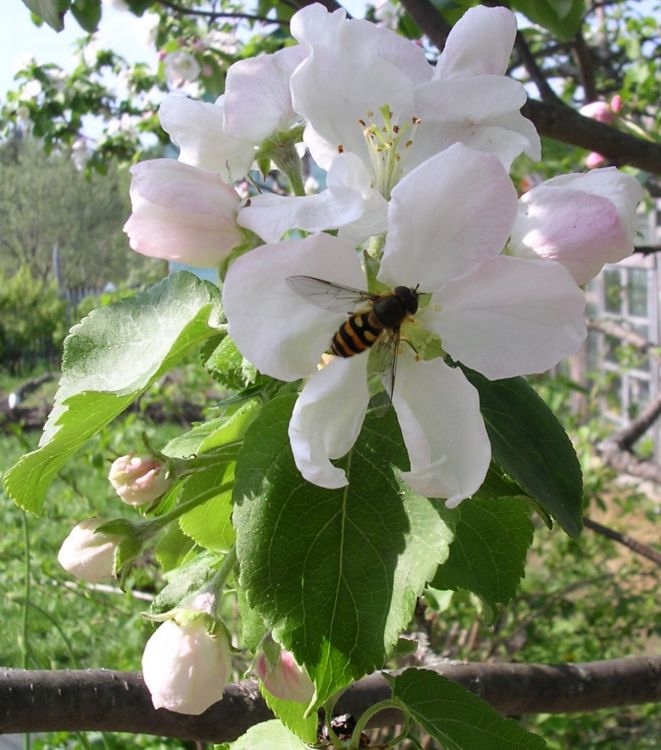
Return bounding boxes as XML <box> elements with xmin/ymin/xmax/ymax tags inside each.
<box><xmin>57</xmin><ymin>518</ymin><xmax>119</xmax><ymax>583</ymax></box>
<box><xmin>142</xmin><ymin>617</ymin><xmax>231</xmax><ymax>715</ymax></box>
<box><xmin>255</xmin><ymin>644</ymin><xmax>314</xmax><ymax>704</ymax></box>
<box><xmin>108</xmin><ymin>454</ymin><xmax>171</xmax><ymax>506</ymax></box>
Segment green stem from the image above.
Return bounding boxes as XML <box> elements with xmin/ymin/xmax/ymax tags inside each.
<box><xmin>323</xmin><ymin>694</ymin><xmax>343</xmax><ymax>748</ymax></box>
<box><xmin>349</xmin><ymin>699</ymin><xmax>403</xmax><ymax>750</ymax></box>
<box><xmin>210</xmin><ymin>546</ymin><xmax>237</xmax><ymax>618</ymax></box>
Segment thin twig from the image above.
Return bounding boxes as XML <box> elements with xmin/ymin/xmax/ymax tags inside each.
<box><xmin>583</xmin><ymin>517</ymin><xmax>661</xmax><ymax>566</ymax></box>
<box><xmin>156</xmin><ymin>0</ymin><xmax>289</xmax><ymax>24</ymax></box>
<box><xmin>572</xmin><ymin>29</ymin><xmax>598</xmax><ymax>102</ymax></box>
<box><xmin>514</xmin><ymin>31</ymin><xmax>560</xmax><ymax>103</ymax></box>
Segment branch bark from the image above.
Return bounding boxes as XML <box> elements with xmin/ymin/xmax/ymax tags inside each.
<box><xmin>583</xmin><ymin>517</ymin><xmax>661</xmax><ymax>566</ymax></box>
<box><xmin>2</xmin><ymin>658</ymin><xmax>660</xmax><ymax>743</ymax></box>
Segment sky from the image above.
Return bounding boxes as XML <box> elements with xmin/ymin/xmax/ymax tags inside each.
<box><xmin>0</xmin><ymin>0</ymin><xmax>156</xmax><ymax>99</ymax></box>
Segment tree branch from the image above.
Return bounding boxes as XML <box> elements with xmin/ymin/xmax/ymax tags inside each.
<box><xmin>572</xmin><ymin>29</ymin><xmax>598</xmax><ymax>102</ymax></box>
<box><xmin>156</xmin><ymin>0</ymin><xmax>289</xmax><ymax>24</ymax></box>
<box><xmin>583</xmin><ymin>517</ymin><xmax>661</xmax><ymax>566</ymax></box>
<box><xmin>587</xmin><ymin>318</ymin><xmax>660</xmax><ymax>358</ymax></box>
<box><xmin>398</xmin><ymin>0</ymin><xmax>451</xmax><ymax>50</ymax></box>
<box><xmin>522</xmin><ymin>99</ymin><xmax>661</xmax><ymax>174</ymax></box>
<box><xmin>610</xmin><ymin>394</ymin><xmax>661</xmax><ymax>451</ymax></box>
<box><xmin>514</xmin><ymin>31</ymin><xmax>560</xmax><ymax>103</ymax></box>
<box><xmin>2</xmin><ymin>658</ymin><xmax>660</xmax><ymax>742</ymax></box>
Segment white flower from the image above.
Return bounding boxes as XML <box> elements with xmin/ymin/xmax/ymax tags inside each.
<box><xmin>20</xmin><ymin>80</ymin><xmax>42</xmax><ymax>101</ymax></box>
<box><xmin>142</xmin><ymin>617</ymin><xmax>232</xmax><ymax>715</ymax></box>
<box><xmin>223</xmin><ymin>145</ymin><xmax>586</xmax><ymax>504</ymax></box>
<box><xmin>158</xmin><ymin>94</ymin><xmax>254</xmax><ymax>180</ymax></box>
<box><xmin>205</xmin><ymin>30</ymin><xmax>239</xmax><ymax>55</ymax></box>
<box><xmin>71</xmin><ymin>138</ymin><xmax>90</xmax><ymax>171</ymax></box>
<box><xmin>164</xmin><ymin>51</ymin><xmax>201</xmax><ymax>87</ymax></box>
<box><xmin>509</xmin><ymin>168</ymin><xmax>644</xmax><ymax>284</ymax></box>
<box><xmin>123</xmin><ymin>158</ymin><xmax>244</xmax><ymax>268</ymax></box>
<box><xmin>57</xmin><ymin>518</ymin><xmax>119</xmax><ymax>583</ymax></box>
<box><xmin>289</xmin><ymin>3</ymin><xmax>539</xmax><ymax>196</ymax></box>
<box><xmin>223</xmin><ymin>44</ymin><xmax>307</xmax><ymax>144</ymax></box>
<box><xmin>374</xmin><ymin>0</ymin><xmax>402</xmax><ymax>30</ymax></box>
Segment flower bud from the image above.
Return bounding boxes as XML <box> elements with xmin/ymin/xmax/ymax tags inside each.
<box><xmin>141</xmin><ymin>618</ymin><xmax>232</xmax><ymax>715</ymax></box>
<box><xmin>57</xmin><ymin>518</ymin><xmax>119</xmax><ymax>583</ymax></box>
<box><xmin>255</xmin><ymin>645</ymin><xmax>314</xmax><ymax>704</ymax></box>
<box><xmin>579</xmin><ymin>100</ymin><xmax>615</xmax><ymax>124</ymax></box>
<box><xmin>108</xmin><ymin>453</ymin><xmax>172</xmax><ymax>507</ymax></box>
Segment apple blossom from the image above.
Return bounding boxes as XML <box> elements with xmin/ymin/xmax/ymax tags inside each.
<box><xmin>289</xmin><ymin>3</ymin><xmax>539</xmax><ymax>197</ymax></box>
<box><xmin>142</xmin><ymin>616</ymin><xmax>232</xmax><ymax>715</ymax></box>
<box><xmin>158</xmin><ymin>95</ymin><xmax>254</xmax><ymax>179</ymax></box>
<box><xmin>108</xmin><ymin>454</ymin><xmax>172</xmax><ymax>507</ymax></box>
<box><xmin>254</xmin><ymin>640</ymin><xmax>314</xmax><ymax>704</ymax></box>
<box><xmin>223</xmin><ymin>45</ymin><xmax>307</xmax><ymax>144</ymax></box>
<box><xmin>57</xmin><ymin>518</ymin><xmax>120</xmax><ymax>583</ymax></box>
<box><xmin>164</xmin><ymin>51</ymin><xmax>201</xmax><ymax>88</ymax></box>
<box><xmin>509</xmin><ymin>168</ymin><xmax>643</xmax><ymax>285</ymax></box>
<box><xmin>224</xmin><ymin>145</ymin><xmax>586</xmax><ymax>504</ymax></box>
<box><xmin>123</xmin><ymin>158</ymin><xmax>244</xmax><ymax>267</ymax></box>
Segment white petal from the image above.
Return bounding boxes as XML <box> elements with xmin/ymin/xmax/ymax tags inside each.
<box><xmin>223</xmin><ymin>45</ymin><xmax>307</xmax><ymax>143</ymax></box>
<box><xmin>409</xmin><ymin>76</ymin><xmax>540</xmax><ymax>170</ymax></box>
<box><xmin>510</xmin><ymin>186</ymin><xmax>632</xmax><ymax>285</ymax></box>
<box><xmin>123</xmin><ymin>159</ymin><xmax>242</xmax><ymax>268</ymax></box>
<box><xmin>434</xmin><ymin>5</ymin><xmax>516</xmax><ymax>80</ymax></box>
<box><xmin>158</xmin><ymin>95</ymin><xmax>254</xmax><ymax>178</ymax></box>
<box><xmin>291</xmin><ymin>4</ymin><xmax>416</xmax><ymax>171</ymax></box>
<box><xmin>379</xmin><ymin>144</ymin><xmax>518</xmax><ymax>290</ymax></box>
<box><xmin>427</xmin><ymin>256</ymin><xmax>587</xmax><ymax>379</ymax></box>
<box><xmin>238</xmin><ymin>153</ymin><xmax>386</xmax><ymax>244</ymax></box>
<box><xmin>223</xmin><ymin>234</ymin><xmax>365</xmax><ymax>381</ymax></box>
<box><xmin>289</xmin><ymin>356</ymin><xmax>369</xmax><ymax>489</ymax></box>
<box><xmin>392</xmin><ymin>354</ymin><xmax>490</xmax><ymax>506</ymax></box>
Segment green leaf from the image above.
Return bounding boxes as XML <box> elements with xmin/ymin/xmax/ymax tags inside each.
<box><xmin>21</xmin><ymin>0</ymin><xmax>70</xmax><ymax>31</ymax></box>
<box><xmin>163</xmin><ymin>397</ymin><xmax>260</xmax><ymax>458</ymax></box>
<box><xmin>204</xmin><ymin>335</ymin><xmax>259</xmax><ymax>391</ymax></box>
<box><xmin>463</xmin><ymin>369</ymin><xmax>583</xmax><ymax>538</ymax></box>
<box><xmin>260</xmin><ymin>686</ymin><xmax>318</xmax><ymax>745</ymax></box>
<box><xmin>511</xmin><ymin>0</ymin><xmax>585</xmax><ymax>41</ymax></box>
<box><xmin>219</xmin><ymin>720</ymin><xmax>309</xmax><ymax>749</ymax></box>
<box><xmin>4</xmin><ymin>272</ymin><xmax>220</xmax><ymax>514</ymax></box>
<box><xmin>391</xmin><ymin>668</ymin><xmax>547</xmax><ymax>749</ymax></box>
<box><xmin>152</xmin><ymin>551</ymin><xmax>218</xmax><ymax>614</ymax></box>
<box><xmin>432</xmin><ymin>497</ymin><xmax>534</xmax><ymax>607</ymax></box>
<box><xmin>234</xmin><ymin>396</ymin><xmax>453</xmax><ymax>706</ymax></box>
<box><xmin>178</xmin><ymin>462</ymin><xmax>235</xmax><ymax>551</ymax></box>
<box><xmin>70</xmin><ymin>0</ymin><xmax>101</xmax><ymax>32</ymax></box>
<box><xmin>154</xmin><ymin>521</ymin><xmax>196</xmax><ymax>572</ymax></box>
<box><xmin>237</xmin><ymin>587</ymin><xmax>267</xmax><ymax>651</ymax></box>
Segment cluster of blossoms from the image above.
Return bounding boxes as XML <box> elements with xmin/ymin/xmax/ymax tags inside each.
<box><xmin>60</xmin><ymin>2</ymin><xmax>642</xmax><ymax>716</ymax></box>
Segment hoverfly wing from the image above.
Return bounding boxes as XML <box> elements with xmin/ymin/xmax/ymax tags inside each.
<box><xmin>286</xmin><ymin>275</ymin><xmax>373</xmax><ymax>314</ymax></box>
<box><xmin>370</xmin><ymin>326</ymin><xmax>400</xmax><ymax>417</ymax></box>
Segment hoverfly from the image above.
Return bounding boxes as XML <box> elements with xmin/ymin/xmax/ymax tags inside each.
<box><xmin>286</xmin><ymin>275</ymin><xmax>420</xmax><ymax>400</ymax></box>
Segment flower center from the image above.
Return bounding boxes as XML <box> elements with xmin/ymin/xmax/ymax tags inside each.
<box><xmin>358</xmin><ymin>105</ymin><xmax>421</xmax><ymax>199</ymax></box>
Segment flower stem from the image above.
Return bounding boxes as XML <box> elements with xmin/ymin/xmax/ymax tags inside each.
<box><xmin>149</xmin><ymin>481</ymin><xmax>233</xmax><ymax>531</ymax></box>
<box><xmin>348</xmin><ymin>699</ymin><xmax>403</xmax><ymax>750</ymax></box>
<box><xmin>210</xmin><ymin>545</ymin><xmax>237</xmax><ymax>617</ymax></box>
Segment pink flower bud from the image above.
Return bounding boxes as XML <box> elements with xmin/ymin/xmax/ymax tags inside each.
<box><xmin>142</xmin><ymin>619</ymin><xmax>231</xmax><ymax>715</ymax></box>
<box><xmin>255</xmin><ymin>647</ymin><xmax>314</xmax><ymax>704</ymax></box>
<box><xmin>108</xmin><ymin>454</ymin><xmax>171</xmax><ymax>507</ymax></box>
<box><xmin>585</xmin><ymin>151</ymin><xmax>606</xmax><ymax>169</ymax></box>
<box><xmin>579</xmin><ymin>100</ymin><xmax>614</xmax><ymax>124</ymax></box>
<box><xmin>57</xmin><ymin>518</ymin><xmax>119</xmax><ymax>583</ymax></box>
<box><xmin>610</xmin><ymin>94</ymin><xmax>623</xmax><ymax>113</ymax></box>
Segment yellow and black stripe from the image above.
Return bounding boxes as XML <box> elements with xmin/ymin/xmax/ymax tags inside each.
<box><xmin>330</xmin><ymin>311</ymin><xmax>383</xmax><ymax>357</ymax></box>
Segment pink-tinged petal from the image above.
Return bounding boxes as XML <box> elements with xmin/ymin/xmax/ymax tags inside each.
<box><xmin>238</xmin><ymin>153</ymin><xmax>386</xmax><ymax>244</ymax></box>
<box><xmin>379</xmin><ymin>144</ymin><xmax>518</xmax><ymax>290</ymax></box>
<box><xmin>392</xmin><ymin>355</ymin><xmax>490</xmax><ymax>507</ymax></box>
<box><xmin>434</xmin><ymin>5</ymin><xmax>516</xmax><ymax>80</ymax></box>
<box><xmin>158</xmin><ymin>95</ymin><xmax>254</xmax><ymax>178</ymax></box>
<box><xmin>579</xmin><ymin>101</ymin><xmax>614</xmax><ymax>124</ymax></box>
<box><xmin>290</xmin><ymin>4</ymin><xmax>416</xmax><ymax>171</ymax></box>
<box><xmin>223</xmin><ymin>45</ymin><xmax>306</xmax><ymax>142</ymax></box>
<box><xmin>509</xmin><ymin>186</ymin><xmax>632</xmax><ymax>285</ymax></box>
<box><xmin>427</xmin><ymin>256</ymin><xmax>587</xmax><ymax>379</ymax></box>
<box><xmin>223</xmin><ymin>234</ymin><xmax>365</xmax><ymax>381</ymax></box>
<box><xmin>540</xmin><ymin>168</ymin><xmax>643</xmax><ymax>244</ymax></box>
<box><xmin>289</xmin><ymin>356</ymin><xmax>369</xmax><ymax>489</ymax></box>
<box><xmin>585</xmin><ymin>152</ymin><xmax>606</xmax><ymax>169</ymax></box>
<box><xmin>410</xmin><ymin>76</ymin><xmax>540</xmax><ymax>170</ymax></box>
<box><xmin>123</xmin><ymin>159</ymin><xmax>242</xmax><ymax>268</ymax></box>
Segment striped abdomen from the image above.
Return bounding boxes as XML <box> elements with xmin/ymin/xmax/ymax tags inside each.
<box><xmin>331</xmin><ymin>311</ymin><xmax>384</xmax><ymax>357</ymax></box>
